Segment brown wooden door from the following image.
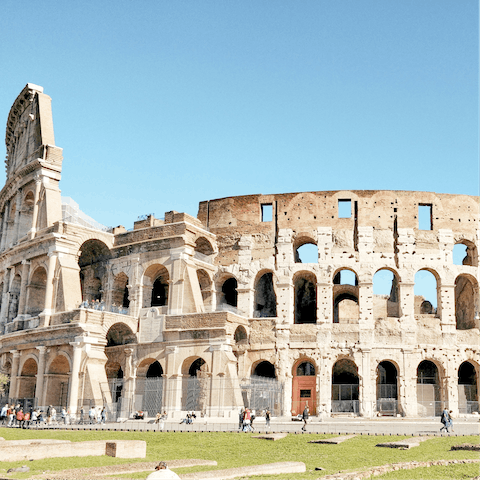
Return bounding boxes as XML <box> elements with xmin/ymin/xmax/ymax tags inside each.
<box><xmin>292</xmin><ymin>376</ymin><xmax>316</xmax><ymax>415</ymax></box>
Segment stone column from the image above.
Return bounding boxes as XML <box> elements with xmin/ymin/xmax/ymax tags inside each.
<box><xmin>40</xmin><ymin>252</ymin><xmax>58</xmax><ymax>324</ymax></box>
<box><xmin>398</xmin><ymin>282</ymin><xmax>416</xmax><ymax>344</ymax></box>
<box><xmin>35</xmin><ymin>346</ymin><xmax>47</xmax><ymax>407</ymax></box>
<box><xmin>0</xmin><ymin>268</ymin><xmax>12</xmax><ymax>327</ymax></box>
<box><xmin>28</xmin><ymin>176</ymin><xmax>42</xmax><ymax>239</ymax></box>
<box><xmin>358</xmin><ymin>348</ymin><xmax>374</xmax><ymax>417</ymax></box>
<box><xmin>17</xmin><ymin>261</ymin><xmax>31</xmax><ymax>316</ymax></box>
<box><xmin>67</xmin><ymin>341</ymin><xmax>84</xmax><ymax>414</ymax></box>
<box><xmin>236</xmin><ymin>287</ymin><xmax>253</xmax><ymax>318</ymax></box>
<box><xmin>122</xmin><ymin>348</ymin><xmax>136</xmax><ymax>417</ymax></box>
<box><xmin>209</xmin><ymin>343</ymin><xmax>224</xmax><ymax>416</ymax></box>
<box><xmin>400</xmin><ymin>348</ymin><xmax>417</xmax><ymax>417</ymax></box>
<box><xmin>9</xmin><ymin>350</ymin><xmax>20</xmax><ymax>402</ymax></box>
<box><xmin>358</xmin><ymin>282</ymin><xmax>374</xmax><ymax>344</ymax></box>
<box><xmin>13</xmin><ymin>190</ymin><xmax>22</xmax><ymax>244</ymax></box>
<box><xmin>439</xmin><ymin>284</ymin><xmax>456</xmax><ymax>341</ymax></box>
<box><xmin>276</xmin><ymin>278</ymin><xmax>293</xmax><ymax>324</ymax></box>
<box><xmin>163</xmin><ymin>346</ymin><xmax>182</xmax><ymax>417</ymax></box>
<box><xmin>318</xmin><ymin>355</ymin><xmax>332</xmax><ymax>418</ymax></box>
<box><xmin>0</xmin><ymin>207</ymin><xmax>8</xmax><ymax>250</ymax></box>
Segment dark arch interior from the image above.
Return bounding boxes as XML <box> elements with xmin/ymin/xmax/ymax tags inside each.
<box><xmin>296</xmin><ymin>361</ymin><xmax>315</xmax><ymax>376</ymax></box>
<box><xmin>332</xmin><ymin>360</ymin><xmax>359</xmax><ymax>384</ymax></box>
<box><xmin>234</xmin><ymin>326</ymin><xmax>247</xmax><ymax>343</ymax></box>
<box><xmin>222</xmin><ymin>278</ymin><xmax>238</xmax><ymax>307</ymax></box>
<box><xmin>253</xmin><ymin>361</ymin><xmax>276</xmax><ymax>378</ymax></box>
<box><xmin>458</xmin><ymin>362</ymin><xmax>476</xmax><ymax>385</ymax></box>
<box><xmin>151</xmin><ymin>277</ymin><xmax>168</xmax><ymax>306</ymax></box>
<box><xmin>417</xmin><ymin>360</ymin><xmax>439</xmax><ymax>384</ymax></box>
<box><xmin>254</xmin><ymin>273</ymin><xmax>277</xmax><ymax>317</ymax></box>
<box><xmin>294</xmin><ymin>276</ymin><xmax>316</xmax><ymax>324</ymax></box>
<box><xmin>146</xmin><ymin>361</ymin><xmax>163</xmax><ymax>378</ymax></box>
<box><xmin>189</xmin><ymin>358</ymin><xmax>206</xmax><ymax>377</ymax></box>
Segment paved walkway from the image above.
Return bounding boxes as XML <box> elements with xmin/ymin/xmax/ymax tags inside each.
<box><xmin>19</xmin><ymin>415</ymin><xmax>480</xmax><ymax>436</ymax></box>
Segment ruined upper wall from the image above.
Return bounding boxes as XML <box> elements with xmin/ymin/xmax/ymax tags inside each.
<box><xmin>199</xmin><ymin>190</ymin><xmax>479</xmax><ymax>235</ymax></box>
<box><xmin>5</xmin><ymin>84</ymin><xmax>62</xmax><ymax>182</ymax></box>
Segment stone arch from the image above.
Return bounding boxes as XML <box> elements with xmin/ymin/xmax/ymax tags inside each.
<box><xmin>376</xmin><ymin>360</ymin><xmax>399</xmax><ymax>416</ymax></box>
<box><xmin>78</xmin><ymin>239</ymin><xmax>111</xmax><ymax>303</ymax></box>
<box><xmin>254</xmin><ymin>270</ymin><xmax>277</xmax><ymax>318</ymax></box>
<box><xmin>455</xmin><ymin>274</ymin><xmax>478</xmax><ymax>330</ymax></box>
<box><xmin>17</xmin><ymin>357</ymin><xmax>38</xmax><ymax>401</ymax></box>
<box><xmin>143</xmin><ymin>264</ymin><xmax>169</xmax><ymax>308</ymax></box>
<box><xmin>182</xmin><ymin>357</ymin><xmax>208</xmax><ymax>412</ymax></box>
<box><xmin>414</xmin><ymin>268</ymin><xmax>440</xmax><ymax>315</ymax></box>
<box><xmin>293</xmin><ymin>234</ymin><xmax>318</xmax><ymax>264</ymax></box>
<box><xmin>294</xmin><ymin>271</ymin><xmax>317</xmax><ymax>324</ymax></box>
<box><xmin>332</xmin><ymin>358</ymin><xmax>359</xmax><ymax>414</ymax></box>
<box><xmin>105</xmin><ymin>361</ymin><xmax>124</xmax><ymax>404</ymax></box>
<box><xmin>252</xmin><ymin>360</ymin><xmax>276</xmax><ymax>378</ymax></box>
<box><xmin>195</xmin><ymin>237</ymin><xmax>215</xmax><ymax>256</ymax></box>
<box><xmin>45</xmin><ymin>354</ymin><xmax>71</xmax><ymax>407</ymax></box>
<box><xmin>197</xmin><ymin>269</ymin><xmax>213</xmax><ymax>308</ymax></box>
<box><xmin>218</xmin><ymin>276</ymin><xmax>238</xmax><ymax>309</ymax></box>
<box><xmin>453</xmin><ymin>239</ymin><xmax>478</xmax><ymax>267</ymax></box>
<box><xmin>292</xmin><ymin>358</ymin><xmax>316</xmax><ymax>415</ymax></box>
<box><xmin>8</xmin><ymin>273</ymin><xmax>21</xmax><ymax>321</ymax></box>
<box><xmin>416</xmin><ymin>359</ymin><xmax>442</xmax><ymax>416</ymax></box>
<box><xmin>333</xmin><ymin>269</ymin><xmax>359</xmax><ymax>324</ymax></box>
<box><xmin>458</xmin><ymin>361</ymin><xmax>478</xmax><ymax>414</ymax></box>
<box><xmin>373</xmin><ymin>268</ymin><xmax>400</xmax><ymax>318</ymax></box>
<box><xmin>234</xmin><ymin>325</ymin><xmax>248</xmax><ymax>344</ymax></box>
<box><xmin>112</xmin><ymin>272</ymin><xmax>130</xmax><ymax>309</ymax></box>
<box><xmin>26</xmin><ymin>266</ymin><xmax>47</xmax><ymax>316</ymax></box>
<box><xmin>106</xmin><ymin>322</ymin><xmax>136</xmax><ymax>347</ymax></box>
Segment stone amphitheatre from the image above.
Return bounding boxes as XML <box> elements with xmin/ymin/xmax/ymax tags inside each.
<box><xmin>0</xmin><ymin>83</ymin><xmax>478</xmax><ymax>424</ymax></box>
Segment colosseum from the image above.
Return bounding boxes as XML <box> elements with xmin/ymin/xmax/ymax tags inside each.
<box><xmin>0</xmin><ymin>84</ymin><xmax>478</xmax><ymax>421</ymax></box>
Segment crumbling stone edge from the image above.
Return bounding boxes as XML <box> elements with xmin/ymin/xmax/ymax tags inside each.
<box><xmin>321</xmin><ymin>458</ymin><xmax>480</xmax><ymax>480</ymax></box>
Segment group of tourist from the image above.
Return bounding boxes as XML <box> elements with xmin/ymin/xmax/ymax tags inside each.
<box><xmin>79</xmin><ymin>299</ymin><xmax>129</xmax><ymax>315</ymax></box>
<box><xmin>440</xmin><ymin>409</ymin><xmax>454</xmax><ymax>433</ymax></box>
<box><xmin>154</xmin><ymin>411</ymin><xmax>168</xmax><ymax>430</ymax></box>
<box><xmin>179</xmin><ymin>412</ymin><xmax>196</xmax><ymax>424</ymax></box>
<box><xmin>239</xmin><ymin>408</ymin><xmax>256</xmax><ymax>432</ymax></box>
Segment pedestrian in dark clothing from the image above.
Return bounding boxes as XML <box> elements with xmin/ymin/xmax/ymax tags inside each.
<box><xmin>302</xmin><ymin>405</ymin><xmax>309</xmax><ymax>431</ymax></box>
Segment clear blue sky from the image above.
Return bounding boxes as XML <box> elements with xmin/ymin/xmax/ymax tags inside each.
<box><xmin>1</xmin><ymin>0</ymin><xmax>478</xmax><ymax>232</ymax></box>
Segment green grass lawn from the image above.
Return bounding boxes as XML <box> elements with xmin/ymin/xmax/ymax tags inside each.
<box><xmin>0</xmin><ymin>428</ymin><xmax>478</xmax><ymax>479</ymax></box>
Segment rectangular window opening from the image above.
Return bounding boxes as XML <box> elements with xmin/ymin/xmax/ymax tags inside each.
<box><xmin>338</xmin><ymin>199</ymin><xmax>352</xmax><ymax>218</ymax></box>
<box><xmin>261</xmin><ymin>203</ymin><xmax>273</xmax><ymax>222</ymax></box>
<box><xmin>418</xmin><ymin>204</ymin><xmax>432</xmax><ymax>230</ymax></box>
<box><xmin>300</xmin><ymin>389</ymin><xmax>311</xmax><ymax>398</ymax></box>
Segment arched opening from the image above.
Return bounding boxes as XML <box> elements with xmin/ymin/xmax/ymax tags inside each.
<box><xmin>453</xmin><ymin>240</ymin><xmax>477</xmax><ymax>267</ymax></box>
<box><xmin>144</xmin><ymin>361</ymin><xmax>164</xmax><ymax>416</ymax></box>
<box><xmin>332</xmin><ymin>359</ymin><xmax>359</xmax><ymax>414</ymax></box>
<box><xmin>143</xmin><ymin>264</ymin><xmax>169</xmax><ymax>309</ymax></box>
<box><xmin>333</xmin><ymin>269</ymin><xmax>359</xmax><ymax>324</ymax></box>
<box><xmin>7</xmin><ymin>274</ymin><xmax>21</xmax><ymax>322</ymax></box>
<box><xmin>18</xmin><ymin>190</ymin><xmax>34</xmax><ymax>239</ymax></box>
<box><xmin>17</xmin><ymin>358</ymin><xmax>38</xmax><ymax>403</ymax></box>
<box><xmin>112</xmin><ymin>272</ymin><xmax>130</xmax><ymax>311</ymax></box>
<box><xmin>195</xmin><ymin>237</ymin><xmax>215</xmax><ymax>257</ymax></box>
<box><xmin>246</xmin><ymin>361</ymin><xmax>281</xmax><ymax>415</ymax></box>
<box><xmin>292</xmin><ymin>360</ymin><xmax>316</xmax><ymax>415</ymax></box>
<box><xmin>197</xmin><ymin>269</ymin><xmax>213</xmax><ymax>309</ymax></box>
<box><xmin>1</xmin><ymin>360</ymin><xmax>11</xmax><ymax>400</ymax></box>
<box><xmin>45</xmin><ymin>355</ymin><xmax>70</xmax><ymax>407</ymax></box>
<box><xmin>78</xmin><ymin>240</ymin><xmax>111</xmax><ymax>303</ymax></box>
<box><xmin>234</xmin><ymin>325</ymin><xmax>248</xmax><ymax>344</ymax></box>
<box><xmin>26</xmin><ymin>267</ymin><xmax>47</xmax><ymax>316</ymax></box>
<box><xmin>294</xmin><ymin>238</ymin><xmax>318</xmax><ymax>264</ymax></box>
<box><xmin>106</xmin><ymin>362</ymin><xmax>124</xmax><ymax>404</ymax></box>
<box><xmin>455</xmin><ymin>274</ymin><xmax>478</xmax><ymax>330</ymax></box>
<box><xmin>294</xmin><ymin>272</ymin><xmax>317</xmax><ymax>324</ymax></box>
<box><xmin>182</xmin><ymin>358</ymin><xmax>208</xmax><ymax>412</ymax></box>
<box><xmin>220</xmin><ymin>277</ymin><xmax>238</xmax><ymax>308</ymax></box>
<box><xmin>106</xmin><ymin>323</ymin><xmax>136</xmax><ymax>347</ymax></box>
<box><xmin>414</xmin><ymin>270</ymin><xmax>438</xmax><ymax>315</ymax></box>
<box><xmin>458</xmin><ymin>362</ymin><xmax>479</xmax><ymax>414</ymax></box>
<box><xmin>254</xmin><ymin>272</ymin><xmax>277</xmax><ymax>318</ymax></box>
<box><xmin>373</xmin><ymin>269</ymin><xmax>400</xmax><ymax>318</ymax></box>
<box><xmin>376</xmin><ymin>361</ymin><xmax>398</xmax><ymax>416</ymax></box>
<box><xmin>416</xmin><ymin>360</ymin><xmax>441</xmax><ymax>416</ymax></box>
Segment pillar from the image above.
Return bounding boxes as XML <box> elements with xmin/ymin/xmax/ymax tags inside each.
<box><xmin>0</xmin><ymin>206</ymin><xmax>8</xmax><ymax>250</ymax></box>
<box><xmin>67</xmin><ymin>341</ymin><xmax>83</xmax><ymax>414</ymax></box>
<box><xmin>163</xmin><ymin>346</ymin><xmax>182</xmax><ymax>416</ymax></box>
<box><xmin>35</xmin><ymin>346</ymin><xmax>47</xmax><ymax>407</ymax></box>
<box><xmin>439</xmin><ymin>284</ymin><xmax>456</xmax><ymax>341</ymax></box>
<box><xmin>398</xmin><ymin>281</ymin><xmax>416</xmax><ymax>344</ymax></box>
<box><xmin>17</xmin><ymin>261</ymin><xmax>31</xmax><ymax>316</ymax></box>
<box><xmin>236</xmin><ymin>287</ymin><xmax>253</xmax><ymax>318</ymax></box>
<box><xmin>40</xmin><ymin>252</ymin><xmax>57</xmax><ymax>324</ymax></box>
<box><xmin>9</xmin><ymin>350</ymin><xmax>20</xmax><ymax>402</ymax></box>
<box><xmin>0</xmin><ymin>268</ymin><xmax>12</xmax><ymax>327</ymax></box>
<box><xmin>276</xmin><ymin>279</ymin><xmax>293</xmax><ymax>324</ymax></box>
<box><xmin>400</xmin><ymin>348</ymin><xmax>417</xmax><ymax>417</ymax></box>
<box><xmin>359</xmin><ymin>348</ymin><xmax>374</xmax><ymax>417</ymax></box>
<box><xmin>121</xmin><ymin>348</ymin><xmax>136</xmax><ymax>417</ymax></box>
<box><xmin>13</xmin><ymin>190</ymin><xmax>22</xmax><ymax>245</ymax></box>
<box><xmin>28</xmin><ymin>176</ymin><xmax>42</xmax><ymax>239</ymax></box>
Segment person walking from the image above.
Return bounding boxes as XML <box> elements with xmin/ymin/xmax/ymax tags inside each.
<box><xmin>265</xmin><ymin>409</ymin><xmax>271</xmax><ymax>429</ymax></box>
<box><xmin>440</xmin><ymin>408</ymin><xmax>450</xmax><ymax>433</ymax></box>
<box><xmin>302</xmin><ymin>404</ymin><xmax>309</xmax><ymax>432</ymax></box>
<box><xmin>447</xmin><ymin>410</ymin><xmax>454</xmax><ymax>433</ymax></box>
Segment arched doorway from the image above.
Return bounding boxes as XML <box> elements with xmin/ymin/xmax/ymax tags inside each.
<box><xmin>182</xmin><ymin>358</ymin><xmax>207</xmax><ymax>412</ymax></box>
<box><xmin>455</xmin><ymin>275</ymin><xmax>478</xmax><ymax>330</ymax></box>
<box><xmin>143</xmin><ymin>264</ymin><xmax>169</xmax><ymax>309</ymax></box>
<box><xmin>220</xmin><ymin>277</ymin><xmax>238</xmax><ymax>308</ymax></box>
<box><xmin>458</xmin><ymin>362</ymin><xmax>478</xmax><ymax>414</ymax></box>
<box><xmin>144</xmin><ymin>361</ymin><xmax>164</xmax><ymax>416</ymax></box>
<box><xmin>376</xmin><ymin>361</ymin><xmax>398</xmax><ymax>416</ymax></box>
<box><xmin>17</xmin><ymin>358</ymin><xmax>37</xmax><ymax>406</ymax></box>
<box><xmin>292</xmin><ymin>360</ymin><xmax>316</xmax><ymax>415</ymax></box>
<box><xmin>78</xmin><ymin>239</ymin><xmax>111</xmax><ymax>303</ymax></box>
<box><xmin>294</xmin><ymin>272</ymin><xmax>317</xmax><ymax>324</ymax></box>
<box><xmin>45</xmin><ymin>355</ymin><xmax>70</xmax><ymax>407</ymax></box>
<box><xmin>106</xmin><ymin>362</ymin><xmax>124</xmax><ymax>405</ymax></box>
<box><xmin>245</xmin><ymin>361</ymin><xmax>281</xmax><ymax>415</ymax></box>
<box><xmin>254</xmin><ymin>272</ymin><xmax>277</xmax><ymax>317</ymax></box>
<box><xmin>26</xmin><ymin>267</ymin><xmax>47</xmax><ymax>316</ymax></box>
<box><xmin>416</xmin><ymin>360</ymin><xmax>441</xmax><ymax>416</ymax></box>
<box><xmin>332</xmin><ymin>359</ymin><xmax>359</xmax><ymax>414</ymax></box>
